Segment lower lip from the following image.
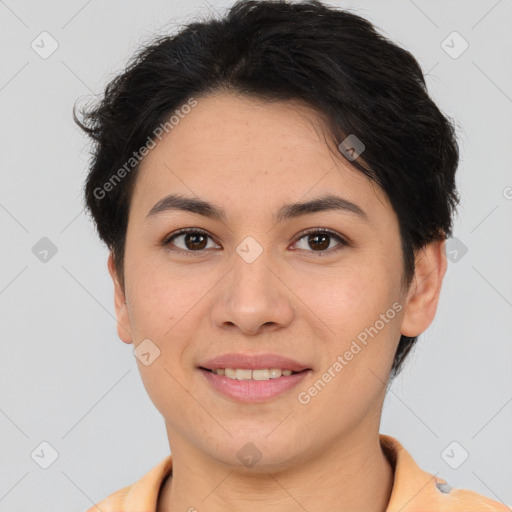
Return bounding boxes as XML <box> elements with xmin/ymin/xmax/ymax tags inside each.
<box><xmin>199</xmin><ymin>368</ymin><xmax>311</xmax><ymax>403</ymax></box>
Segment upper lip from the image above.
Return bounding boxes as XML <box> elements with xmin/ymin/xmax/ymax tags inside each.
<box><xmin>199</xmin><ymin>353</ymin><xmax>311</xmax><ymax>372</ymax></box>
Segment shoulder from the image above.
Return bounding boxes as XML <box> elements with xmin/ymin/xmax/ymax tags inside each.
<box><xmin>84</xmin><ymin>454</ymin><xmax>173</xmax><ymax>512</ymax></box>
<box><xmin>85</xmin><ymin>486</ymin><xmax>130</xmax><ymax>512</ymax></box>
<box><xmin>441</xmin><ymin>485</ymin><xmax>510</xmax><ymax>511</ymax></box>
<box><xmin>380</xmin><ymin>435</ymin><xmax>509</xmax><ymax>512</ymax></box>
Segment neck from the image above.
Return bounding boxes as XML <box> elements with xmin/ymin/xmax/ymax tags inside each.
<box><xmin>157</xmin><ymin>427</ymin><xmax>394</xmax><ymax>512</ymax></box>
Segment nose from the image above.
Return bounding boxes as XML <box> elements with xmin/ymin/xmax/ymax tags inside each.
<box><xmin>210</xmin><ymin>247</ymin><xmax>295</xmax><ymax>336</ymax></box>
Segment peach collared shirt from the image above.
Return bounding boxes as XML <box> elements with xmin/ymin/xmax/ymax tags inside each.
<box><xmin>86</xmin><ymin>435</ymin><xmax>509</xmax><ymax>511</ymax></box>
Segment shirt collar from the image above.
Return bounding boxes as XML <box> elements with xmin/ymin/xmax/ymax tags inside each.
<box><xmin>380</xmin><ymin>434</ymin><xmax>445</xmax><ymax>511</ymax></box>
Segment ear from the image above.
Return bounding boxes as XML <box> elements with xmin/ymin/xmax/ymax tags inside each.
<box><xmin>400</xmin><ymin>239</ymin><xmax>447</xmax><ymax>337</ymax></box>
<box><xmin>107</xmin><ymin>252</ymin><xmax>133</xmax><ymax>344</ymax></box>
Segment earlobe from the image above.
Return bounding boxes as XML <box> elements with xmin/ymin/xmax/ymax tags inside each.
<box><xmin>107</xmin><ymin>252</ymin><xmax>133</xmax><ymax>344</ymax></box>
<box><xmin>400</xmin><ymin>239</ymin><xmax>447</xmax><ymax>338</ymax></box>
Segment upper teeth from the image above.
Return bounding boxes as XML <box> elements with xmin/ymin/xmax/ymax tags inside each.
<box><xmin>213</xmin><ymin>368</ymin><xmax>294</xmax><ymax>380</ymax></box>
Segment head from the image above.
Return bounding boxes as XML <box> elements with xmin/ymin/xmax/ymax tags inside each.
<box><xmin>76</xmin><ymin>0</ymin><xmax>459</xmax><ymax>469</ymax></box>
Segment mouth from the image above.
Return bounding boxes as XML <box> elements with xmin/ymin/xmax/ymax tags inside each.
<box><xmin>198</xmin><ymin>366</ymin><xmax>312</xmax><ymax>403</ymax></box>
<box><xmin>197</xmin><ymin>353</ymin><xmax>312</xmax><ymax>402</ymax></box>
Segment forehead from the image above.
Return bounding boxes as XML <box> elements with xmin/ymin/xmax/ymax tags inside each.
<box><xmin>131</xmin><ymin>93</ymin><xmax>391</xmax><ymax>222</ymax></box>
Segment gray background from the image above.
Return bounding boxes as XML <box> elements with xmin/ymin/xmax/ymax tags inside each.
<box><xmin>1</xmin><ymin>0</ymin><xmax>511</xmax><ymax>510</ymax></box>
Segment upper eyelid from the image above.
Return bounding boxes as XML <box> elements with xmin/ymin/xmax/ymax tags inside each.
<box><xmin>163</xmin><ymin>227</ymin><xmax>218</xmax><ymax>245</ymax></box>
<box><xmin>292</xmin><ymin>229</ymin><xmax>350</xmax><ymax>250</ymax></box>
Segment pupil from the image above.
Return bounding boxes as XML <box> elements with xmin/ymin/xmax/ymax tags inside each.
<box><xmin>186</xmin><ymin>233</ymin><xmax>207</xmax><ymax>250</ymax></box>
<box><xmin>310</xmin><ymin>234</ymin><xmax>329</xmax><ymax>250</ymax></box>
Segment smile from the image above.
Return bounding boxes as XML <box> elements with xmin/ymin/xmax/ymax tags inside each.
<box><xmin>199</xmin><ymin>367</ymin><xmax>311</xmax><ymax>402</ymax></box>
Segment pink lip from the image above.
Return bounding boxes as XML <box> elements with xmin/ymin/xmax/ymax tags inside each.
<box><xmin>199</xmin><ymin>353</ymin><xmax>310</xmax><ymax>372</ymax></box>
<box><xmin>199</xmin><ymin>368</ymin><xmax>311</xmax><ymax>403</ymax></box>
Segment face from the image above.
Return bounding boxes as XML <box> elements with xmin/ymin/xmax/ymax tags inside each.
<box><xmin>109</xmin><ymin>92</ymin><xmax>445</xmax><ymax>470</ymax></box>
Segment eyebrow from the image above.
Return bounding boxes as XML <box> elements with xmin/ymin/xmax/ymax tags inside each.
<box><xmin>146</xmin><ymin>193</ymin><xmax>368</xmax><ymax>223</ymax></box>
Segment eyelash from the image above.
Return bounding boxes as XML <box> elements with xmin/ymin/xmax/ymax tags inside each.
<box><xmin>162</xmin><ymin>227</ymin><xmax>350</xmax><ymax>257</ymax></box>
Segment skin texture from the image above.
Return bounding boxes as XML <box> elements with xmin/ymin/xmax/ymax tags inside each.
<box><xmin>108</xmin><ymin>92</ymin><xmax>447</xmax><ymax>512</ymax></box>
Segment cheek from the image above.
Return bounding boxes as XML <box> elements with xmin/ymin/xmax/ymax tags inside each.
<box><xmin>124</xmin><ymin>251</ymin><xmax>200</xmax><ymax>337</ymax></box>
<box><xmin>298</xmin><ymin>258</ymin><xmax>399</xmax><ymax>335</ymax></box>
<box><xmin>301</xmin><ymin>251</ymin><xmax>403</xmax><ymax>379</ymax></box>
<box><xmin>126</xmin><ymin>265</ymin><xmax>198</xmax><ymax>419</ymax></box>
<box><xmin>135</xmin><ymin>358</ymin><xmax>206</xmax><ymax>445</ymax></box>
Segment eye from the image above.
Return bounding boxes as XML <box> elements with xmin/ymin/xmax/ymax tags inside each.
<box><xmin>162</xmin><ymin>227</ymin><xmax>350</xmax><ymax>257</ymax></box>
<box><xmin>292</xmin><ymin>228</ymin><xmax>349</xmax><ymax>255</ymax></box>
<box><xmin>162</xmin><ymin>228</ymin><xmax>220</xmax><ymax>255</ymax></box>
